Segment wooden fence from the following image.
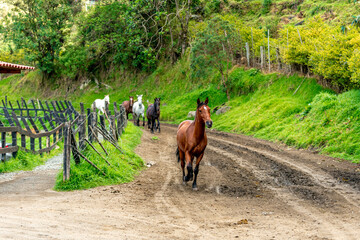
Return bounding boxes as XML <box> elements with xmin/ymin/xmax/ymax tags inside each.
<box><xmin>0</xmin><ymin>97</ymin><xmax>78</xmax><ymax>161</ymax></box>
<box><xmin>0</xmin><ymin>97</ymin><xmax>127</xmax><ymax>169</ymax></box>
<box><xmin>62</xmin><ymin>101</ymin><xmax>127</xmax><ymax>181</ymax></box>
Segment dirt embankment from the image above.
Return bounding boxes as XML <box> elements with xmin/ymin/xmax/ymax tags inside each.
<box><xmin>0</xmin><ymin>125</ymin><xmax>359</xmax><ymax>240</ymax></box>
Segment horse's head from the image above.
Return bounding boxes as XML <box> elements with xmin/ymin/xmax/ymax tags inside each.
<box><xmin>104</xmin><ymin>95</ymin><xmax>110</xmax><ymax>103</ymax></box>
<box><xmin>129</xmin><ymin>96</ymin><xmax>134</xmax><ymax>107</ymax></box>
<box><xmin>154</xmin><ymin>98</ymin><xmax>161</xmax><ymax>115</ymax></box>
<box><xmin>136</xmin><ymin>95</ymin><xmax>143</xmax><ymax>104</ymax></box>
<box><xmin>196</xmin><ymin>97</ymin><xmax>212</xmax><ymax>128</ymax></box>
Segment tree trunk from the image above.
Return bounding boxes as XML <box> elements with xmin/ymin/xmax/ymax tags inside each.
<box><xmin>221</xmin><ymin>73</ymin><xmax>230</xmax><ymax>101</ymax></box>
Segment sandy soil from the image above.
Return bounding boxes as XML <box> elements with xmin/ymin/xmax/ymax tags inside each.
<box><xmin>0</xmin><ymin>124</ymin><xmax>359</xmax><ymax>240</ymax></box>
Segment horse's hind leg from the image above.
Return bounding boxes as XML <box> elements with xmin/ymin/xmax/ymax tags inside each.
<box><xmin>192</xmin><ymin>152</ymin><xmax>204</xmax><ymax>191</ymax></box>
<box><xmin>179</xmin><ymin>150</ymin><xmax>186</xmax><ymax>184</ymax></box>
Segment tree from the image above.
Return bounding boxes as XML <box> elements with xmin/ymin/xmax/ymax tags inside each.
<box><xmin>1</xmin><ymin>0</ymin><xmax>73</xmax><ymax>80</ymax></box>
<box><xmin>191</xmin><ymin>16</ymin><xmax>238</xmax><ymax>100</ymax></box>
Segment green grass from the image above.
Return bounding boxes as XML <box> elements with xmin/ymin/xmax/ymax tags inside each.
<box><xmin>54</xmin><ymin>122</ymin><xmax>144</xmax><ymax>191</ymax></box>
<box><xmin>2</xmin><ymin>59</ymin><xmax>360</xmax><ymax>164</ymax></box>
<box><xmin>0</xmin><ymin>144</ymin><xmax>63</xmax><ymax>173</ymax></box>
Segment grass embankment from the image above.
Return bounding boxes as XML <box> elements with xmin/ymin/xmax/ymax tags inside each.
<box><xmin>2</xmin><ymin>59</ymin><xmax>360</xmax><ymax>163</ymax></box>
<box><xmin>54</xmin><ymin>122</ymin><xmax>144</xmax><ymax>191</ymax></box>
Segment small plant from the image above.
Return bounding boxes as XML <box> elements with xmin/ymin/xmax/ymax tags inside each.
<box><xmin>351</xmin><ymin>15</ymin><xmax>360</xmax><ymax>28</ymax></box>
<box><xmin>151</xmin><ymin>136</ymin><xmax>159</xmax><ymax>141</ymax></box>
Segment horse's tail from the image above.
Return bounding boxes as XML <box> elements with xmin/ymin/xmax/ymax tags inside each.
<box><xmin>176</xmin><ymin>147</ymin><xmax>180</xmax><ymax>163</ymax></box>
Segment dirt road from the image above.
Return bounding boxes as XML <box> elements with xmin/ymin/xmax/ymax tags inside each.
<box><xmin>0</xmin><ymin>124</ymin><xmax>359</xmax><ymax>239</ymax></box>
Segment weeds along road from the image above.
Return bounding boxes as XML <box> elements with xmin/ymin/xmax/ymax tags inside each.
<box><xmin>0</xmin><ymin>124</ymin><xmax>359</xmax><ymax>240</ymax></box>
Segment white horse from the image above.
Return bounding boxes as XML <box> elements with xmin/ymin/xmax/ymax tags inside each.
<box><xmin>132</xmin><ymin>95</ymin><xmax>145</xmax><ymax>126</ymax></box>
<box><xmin>92</xmin><ymin>95</ymin><xmax>110</xmax><ymax>114</ymax></box>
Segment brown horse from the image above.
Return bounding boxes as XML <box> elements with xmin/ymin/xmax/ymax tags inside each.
<box><xmin>176</xmin><ymin>97</ymin><xmax>212</xmax><ymax>190</ymax></box>
<box><xmin>122</xmin><ymin>96</ymin><xmax>134</xmax><ymax>119</ymax></box>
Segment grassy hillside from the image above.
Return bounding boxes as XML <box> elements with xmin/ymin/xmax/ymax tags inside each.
<box><xmin>1</xmin><ymin>58</ymin><xmax>360</xmax><ymax>163</ymax></box>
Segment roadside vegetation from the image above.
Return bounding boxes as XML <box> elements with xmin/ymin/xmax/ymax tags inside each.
<box><xmin>54</xmin><ymin>122</ymin><xmax>144</xmax><ymax>191</ymax></box>
<box><xmin>1</xmin><ymin>0</ymin><xmax>360</xmax><ymax>167</ymax></box>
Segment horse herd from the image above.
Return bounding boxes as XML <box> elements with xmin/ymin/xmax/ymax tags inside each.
<box><xmin>93</xmin><ymin>95</ymin><xmax>213</xmax><ymax>191</ymax></box>
<box><xmin>92</xmin><ymin>95</ymin><xmax>161</xmax><ymax>133</ymax></box>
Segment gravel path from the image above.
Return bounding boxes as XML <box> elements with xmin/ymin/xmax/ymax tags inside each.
<box><xmin>0</xmin><ymin>153</ymin><xmax>63</xmax><ymax>184</ymax></box>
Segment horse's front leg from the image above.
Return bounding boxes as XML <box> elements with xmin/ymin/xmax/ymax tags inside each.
<box><xmin>192</xmin><ymin>152</ymin><xmax>204</xmax><ymax>191</ymax></box>
<box><xmin>157</xmin><ymin>117</ymin><xmax>160</xmax><ymax>133</ymax></box>
<box><xmin>184</xmin><ymin>151</ymin><xmax>193</xmax><ymax>182</ymax></box>
<box><xmin>142</xmin><ymin>113</ymin><xmax>145</xmax><ymax>127</ymax></box>
<box><xmin>150</xmin><ymin>118</ymin><xmax>155</xmax><ymax>133</ymax></box>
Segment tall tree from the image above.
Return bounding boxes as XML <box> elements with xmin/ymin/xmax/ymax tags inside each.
<box><xmin>1</xmin><ymin>0</ymin><xmax>73</xmax><ymax>80</ymax></box>
<box><xmin>191</xmin><ymin>16</ymin><xmax>239</xmax><ymax>100</ymax></box>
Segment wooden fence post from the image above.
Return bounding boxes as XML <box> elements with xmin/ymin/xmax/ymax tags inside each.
<box><xmin>28</xmin><ymin>116</ymin><xmax>42</xmax><ymax>156</ymax></box>
<box><xmin>260</xmin><ymin>46</ymin><xmax>264</xmax><ymax>69</ymax></box>
<box><xmin>268</xmin><ymin>29</ymin><xmax>271</xmax><ymax>72</ymax></box>
<box><xmin>0</xmin><ymin>120</ymin><xmax>5</xmax><ymax>162</ymax></box>
<box><xmin>99</xmin><ymin>115</ymin><xmax>106</xmax><ymax>135</ymax></box>
<box><xmin>245</xmin><ymin>42</ymin><xmax>250</xmax><ymax>67</ymax></box>
<box><xmin>4</xmin><ymin>108</ymin><xmax>17</xmax><ymax>158</ymax></box>
<box><xmin>63</xmin><ymin>122</ymin><xmax>71</xmax><ymax>181</ymax></box>
<box><xmin>113</xmin><ymin>102</ymin><xmax>119</xmax><ymax>139</ymax></box>
<box><xmin>87</xmin><ymin>108</ymin><xmax>92</xmax><ymax>143</ymax></box>
<box><xmin>79</xmin><ymin>103</ymin><xmax>86</xmax><ymax>150</ymax></box>
<box><xmin>110</xmin><ymin>115</ymin><xmax>116</xmax><ymax>141</ymax></box>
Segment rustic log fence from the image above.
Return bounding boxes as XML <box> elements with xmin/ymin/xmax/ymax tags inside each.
<box><xmin>62</xmin><ymin>101</ymin><xmax>127</xmax><ymax>181</ymax></box>
<box><xmin>0</xmin><ymin>97</ymin><xmax>127</xmax><ymax>174</ymax></box>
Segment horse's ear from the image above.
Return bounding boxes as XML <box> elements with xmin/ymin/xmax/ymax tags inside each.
<box><xmin>197</xmin><ymin>98</ymin><xmax>201</xmax><ymax>105</ymax></box>
<box><xmin>205</xmin><ymin>97</ymin><xmax>209</xmax><ymax>105</ymax></box>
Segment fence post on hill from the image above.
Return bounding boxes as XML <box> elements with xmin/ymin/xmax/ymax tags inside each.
<box><xmin>99</xmin><ymin>115</ymin><xmax>106</xmax><ymax>136</ymax></box>
<box><xmin>251</xmin><ymin>28</ymin><xmax>254</xmax><ymax>67</ymax></box>
<box><xmin>3</xmin><ymin>108</ymin><xmax>17</xmax><ymax>158</ymax></box>
<box><xmin>38</xmin><ymin>118</ymin><xmax>50</xmax><ymax>153</ymax></box>
<box><xmin>260</xmin><ymin>46</ymin><xmax>264</xmax><ymax>69</ymax></box>
<box><xmin>113</xmin><ymin>102</ymin><xmax>119</xmax><ymax>140</ymax></box>
<box><xmin>268</xmin><ymin>29</ymin><xmax>271</xmax><ymax>72</ymax></box>
<box><xmin>87</xmin><ymin>108</ymin><xmax>93</xmax><ymax>143</ymax></box>
<box><xmin>110</xmin><ymin>115</ymin><xmax>116</xmax><ymax>141</ymax></box>
<box><xmin>245</xmin><ymin>42</ymin><xmax>250</xmax><ymax>67</ymax></box>
<box><xmin>5</xmin><ymin>96</ymin><xmax>7</xmax><ymax>107</ymax></box>
<box><xmin>92</xmin><ymin>104</ymin><xmax>98</xmax><ymax>140</ymax></box>
<box><xmin>0</xmin><ymin>120</ymin><xmax>6</xmax><ymax>162</ymax></box>
<box><xmin>30</xmin><ymin>99</ymin><xmax>38</xmax><ymax>119</ymax></box>
<box><xmin>79</xmin><ymin>103</ymin><xmax>85</xmax><ymax>150</ymax></box>
<box><xmin>28</xmin><ymin>116</ymin><xmax>42</xmax><ymax>156</ymax></box>
<box><xmin>63</xmin><ymin>122</ymin><xmax>71</xmax><ymax>181</ymax></box>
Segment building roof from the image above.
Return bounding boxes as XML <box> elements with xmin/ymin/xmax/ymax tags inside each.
<box><xmin>0</xmin><ymin>61</ymin><xmax>35</xmax><ymax>74</ymax></box>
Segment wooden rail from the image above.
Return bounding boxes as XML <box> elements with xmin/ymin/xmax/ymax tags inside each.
<box><xmin>0</xmin><ymin>97</ymin><xmax>78</xmax><ymax>161</ymax></box>
<box><xmin>62</xmin><ymin>101</ymin><xmax>127</xmax><ymax>181</ymax></box>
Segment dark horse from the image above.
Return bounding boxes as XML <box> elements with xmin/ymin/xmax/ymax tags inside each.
<box><xmin>146</xmin><ymin>98</ymin><xmax>161</xmax><ymax>133</ymax></box>
<box><xmin>176</xmin><ymin>97</ymin><xmax>212</xmax><ymax>190</ymax></box>
<box><xmin>122</xmin><ymin>96</ymin><xmax>134</xmax><ymax>119</ymax></box>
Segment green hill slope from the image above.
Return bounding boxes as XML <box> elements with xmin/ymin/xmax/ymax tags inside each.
<box><xmin>2</xmin><ymin>60</ymin><xmax>360</xmax><ymax>163</ymax></box>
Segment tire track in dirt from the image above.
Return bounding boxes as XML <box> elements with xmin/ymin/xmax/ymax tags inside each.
<box><xmin>0</xmin><ymin>124</ymin><xmax>359</xmax><ymax>239</ymax></box>
<box><xmin>162</xmin><ymin>124</ymin><xmax>360</xmax><ymax>240</ymax></box>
